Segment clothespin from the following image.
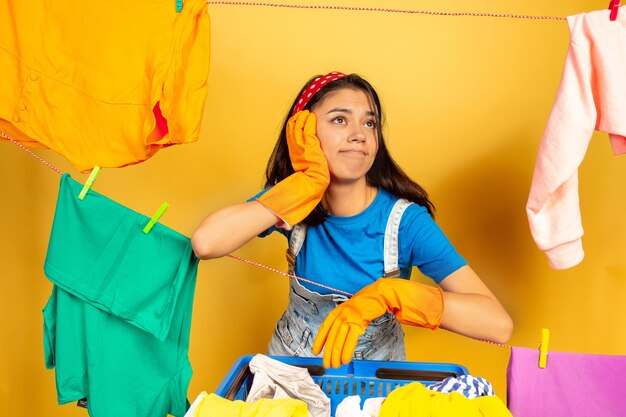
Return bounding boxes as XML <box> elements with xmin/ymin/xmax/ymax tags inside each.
<box><xmin>538</xmin><ymin>328</ymin><xmax>550</xmax><ymax>369</ymax></box>
<box><xmin>78</xmin><ymin>166</ymin><xmax>101</xmax><ymax>200</ymax></box>
<box><xmin>143</xmin><ymin>202</ymin><xmax>170</xmax><ymax>234</ymax></box>
<box><xmin>176</xmin><ymin>0</ymin><xmax>182</xmax><ymax>12</ymax></box>
<box><xmin>609</xmin><ymin>0</ymin><xmax>620</xmax><ymax>21</ymax></box>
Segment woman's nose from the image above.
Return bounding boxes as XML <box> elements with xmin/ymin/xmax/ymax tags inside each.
<box><xmin>348</xmin><ymin>127</ymin><xmax>366</xmax><ymax>142</ymax></box>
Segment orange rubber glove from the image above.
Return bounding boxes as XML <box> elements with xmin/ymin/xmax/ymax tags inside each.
<box><xmin>256</xmin><ymin>110</ymin><xmax>330</xmax><ymax>230</ymax></box>
<box><xmin>312</xmin><ymin>278</ymin><xmax>444</xmax><ymax>368</ymax></box>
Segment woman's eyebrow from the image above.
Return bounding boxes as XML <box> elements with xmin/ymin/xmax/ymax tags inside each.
<box><xmin>326</xmin><ymin>107</ymin><xmax>351</xmax><ymax>114</ymax></box>
<box><xmin>326</xmin><ymin>108</ymin><xmax>378</xmax><ymax>117</ymax></box>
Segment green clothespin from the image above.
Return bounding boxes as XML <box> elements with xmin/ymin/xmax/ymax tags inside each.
<box><xmin>143</xmin><ymin>202</ymin><xmax>170</xmax><ymax>234</ymax></box>
<box><xmin>78</xmin><ymin>166</ymin><xmax>101</xmax><ymax>200</ymax></box>
<box><xmin>176</xmin><ymin>0</ymin><xmax>182</xmax><ymax>12</ymax></box>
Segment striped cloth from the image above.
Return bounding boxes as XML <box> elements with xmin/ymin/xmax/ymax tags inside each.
<box><xmin>427</xmin><ymin>375</ymin><xmax>495</xmax><ymax>399</ymax></box>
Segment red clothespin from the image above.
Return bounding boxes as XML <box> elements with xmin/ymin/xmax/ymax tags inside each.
<box><xmin>609</xmin><ymin>0</ymin><xmax>620</xmax><ymax>21</ymax></box>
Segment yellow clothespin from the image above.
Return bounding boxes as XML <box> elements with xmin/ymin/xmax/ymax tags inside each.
<box><xmin>539</xmin><ymin>328</ymin><xmax>550</xmax><ymax>369</ymax></box>
<box><xmin>78</xmin><ymin>166</ymin><xmax>101</xmax><ymax>200</ymax></box>
<box><xmin>143</xmin><ymin>202</ymin><xmax>170</xmax><ymax>234</ymax></box>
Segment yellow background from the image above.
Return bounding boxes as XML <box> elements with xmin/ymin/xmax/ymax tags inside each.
<box><xmin>1</xmin><ymin>0</ymin><xmax>625</xmax><ymax>415</ymax></box>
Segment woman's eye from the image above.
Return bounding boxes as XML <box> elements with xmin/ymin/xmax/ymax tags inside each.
<box><xmin>365</xmin><ymin>120</ymin><xmax>377</xmax><ymax>128</ymax></box>
<box><xmin>332</xmin><ymin>117</ymin><xmax>345</xmax><ymax>124</ymax></box>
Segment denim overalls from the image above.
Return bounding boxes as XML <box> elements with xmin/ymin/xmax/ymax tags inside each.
<box><xmin>267</xmin><ymin>199</ymin><xmax>413</xmax><ymax>361</ymax></box>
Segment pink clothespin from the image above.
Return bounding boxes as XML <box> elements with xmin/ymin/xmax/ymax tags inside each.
<box><xmin>609</xmin><ymin>0</ymin><xmax>620</xmax><ymax>21</ymax></box>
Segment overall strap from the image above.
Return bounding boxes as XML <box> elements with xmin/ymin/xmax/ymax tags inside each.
<box><xmin>286</xmin><ymin>223</ymin><xmax>307</xmax><ymax>275</ymax></box>
<box><xmin>383</xmin><ymin>199</ymin><xmax>413</xmax><ymax>278</ymax></box>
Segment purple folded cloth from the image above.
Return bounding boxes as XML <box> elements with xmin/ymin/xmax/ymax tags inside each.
<box><xmin>507</xmin><ymin>346</ymin><xmax>626</xmax><ymax>417</ymax></box>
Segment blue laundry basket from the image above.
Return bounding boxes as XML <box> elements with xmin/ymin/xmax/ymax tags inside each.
<box><xmin>214</xmin><ymin>355</ymin><xmax>469</xmax><ymax>416</ymax></box>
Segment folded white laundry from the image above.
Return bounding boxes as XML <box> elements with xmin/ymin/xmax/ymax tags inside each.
<box><xmin>336</xmin><ymin>395</ymin><xmax>385</xmax><ymax>417</ymax></box>
<box><xmin>363</xmin><ymin>397</ymin><xmax>385</xmax><ymax>417</ymax></box>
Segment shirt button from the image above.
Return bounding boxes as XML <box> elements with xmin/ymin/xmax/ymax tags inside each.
<box><xmin>29</xmin><ymin>73</ymin><xmax>38</xmax><ymax>81</ymax></box>
<box><xmin>17</xmin><ymin>103</ymin><xmax>26</xmax><ymax>111</ymax></box>
<box><xmin>12</xmin><ymin>114</ymin><xmax>20</xmax><ymax>122</ymax></box>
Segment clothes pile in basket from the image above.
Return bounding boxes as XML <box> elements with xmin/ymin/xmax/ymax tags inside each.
<box><xmin>187</xmin><ymin>354</ymin><xmax>512</xmax><ymax>417</ymax></box>
<box><xmin>187</xmin><ymin>393</ymin><xmax>309</xmax><ymax>417</ymax></box>
<box><xmin>334</xmin><ymin>375</ymin><xmax>501</xmax><ymax>416</ymax></box>
<box><xmin>187</xmin><ymin>354</ymin><xmax>330</xmax><ymax>417</ymax></box>
<box><xmin>371</xmin><ymin>382</ymin><xmax>511</xmax><ymax>417</ymax></box>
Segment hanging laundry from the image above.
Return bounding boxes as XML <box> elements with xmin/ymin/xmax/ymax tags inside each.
<box><xmin>246</xmin><ymin>354</ymin><xmax>331</xmax><ymax>417</ymax></box>
<box><xmin>507</xmin><ymin>346</ymin><xmax>626</xmax><ymax>417</ymax></box>
<box><xmin>378</xmin><ymin>382</ymin><xmax>511</xmax><ymax>417</ymax></box>
<box><xmin>0</xmin><ymin>0</ymin><xmax>210</xmax><ymax>173</ymax></box>
<box><xmin>43</xmin><ymin>174</ymin><xmax>199</xmax><ymax>417</ymax></box>
<box><xmin>526</xmin><ymin>7</ymin><xmax>626</xmax><ymax>269</ymax></box>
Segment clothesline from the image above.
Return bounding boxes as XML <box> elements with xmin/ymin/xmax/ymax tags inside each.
<box><xmin>1</xmin><ymin>131</ymin><xmax>64</xmax><ymax>176</ymax></box>
<box><xmin>206</xmin><ymin>1</ymin><xmax>568</xmax><ymax>21</ymax></box>
<box><xmin>0</xmin><ymin>129</ymin><xmax>357</xmax><ymax>295</ymax></box>
<box><xmin>2</xmin><ymin>129</ymin><xmax>512</xmax><ymax>350</ymax></box>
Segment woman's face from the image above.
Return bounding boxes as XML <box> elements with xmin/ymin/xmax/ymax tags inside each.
<box><xmin>311</xmin><ymin>88</ymin><xmax>379</xmax><ymax>184</ymax></box>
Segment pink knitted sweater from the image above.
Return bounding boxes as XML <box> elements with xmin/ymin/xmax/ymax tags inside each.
<box><xmin>527</xmin><ymin>7</ymin><xmax>626</xmax><ymax>269</ymax></box>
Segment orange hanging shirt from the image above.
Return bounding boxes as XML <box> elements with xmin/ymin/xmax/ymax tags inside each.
<box><xmin>0</xmin><ymin>0</ymin><xmax>210</xmax><ymax>172</ymax></box>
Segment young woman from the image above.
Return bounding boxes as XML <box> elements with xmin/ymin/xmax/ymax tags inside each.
<box><xmin>192</xmin><ymin>72</ymin><xmax>513</xmax><ymax>368</ymax></box>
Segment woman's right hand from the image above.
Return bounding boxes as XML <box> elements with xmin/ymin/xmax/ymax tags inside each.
<box><xmin>191</xmin><ymin>111</ymin><xmax>330</xmax><ymax>259</ymax></box>
<box><xmin>286</xmin><ymin>110</ymin><xmax>330</xmax><ymax>187</ymax></box>
<box><xmin>256</xmin><ymin>110</ymin><xmax>330</xmax><ymax>230</ymax></box>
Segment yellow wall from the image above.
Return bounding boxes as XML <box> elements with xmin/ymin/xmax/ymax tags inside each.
<box><xmin>1</xmin><ymin>0</ymin><xmax>624</xmax><ymax>414</ymax></box>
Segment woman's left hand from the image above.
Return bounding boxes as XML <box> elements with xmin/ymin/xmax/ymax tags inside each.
<box><xmin>312</xmin><ymin>278</ymin><xmax>444</xmax><ymax>368</ymax></box>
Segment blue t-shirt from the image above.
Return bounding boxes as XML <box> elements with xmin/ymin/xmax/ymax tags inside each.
<box><xmin>251</xmin><ymin>188</ymin><xmax>467</xmax><ymax>295</ymax></box>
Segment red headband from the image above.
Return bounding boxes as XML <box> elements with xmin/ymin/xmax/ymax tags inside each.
<box><xmin>292</xmin><ymin>72</ymin><xmax>347</xmax><ymax>115</ymax></box>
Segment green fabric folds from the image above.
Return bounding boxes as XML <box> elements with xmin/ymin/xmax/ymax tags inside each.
<box><xmin>43</xmin><ymin>174</ymin><xmax>199</xmax><ymax>417</ymax></box>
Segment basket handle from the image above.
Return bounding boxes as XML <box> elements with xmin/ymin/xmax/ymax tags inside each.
<box><xmin>375</xmin><ymin>368</ymin><xmax>459</xmax><ymax>382</ymax></box>
<box><xmin>297</xmin><ymin>364</ymin><xmax>326</xmax><ymax>376</ymax></box>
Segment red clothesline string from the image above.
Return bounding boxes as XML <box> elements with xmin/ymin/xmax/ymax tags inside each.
<box><xmin>206</xmin><ymin>1</ymin><xmax>567</xmax><ymax>21</ymax></box>
<box><xmin>226</xmin><ymin>253</ymin><xmax>354</xmax><ymax>296</ymax></box>
<box><xmin>1</xmin><ymin>129</ymin><xmax>356</xmax><ymax>296</ymax></box>
<box><xmin>1</xmin><ymin>130</ymin><xmax>64</xmax><ymax>176</ymax></box>
<box><xmin>227</xmin><ymin>252</ymin><xmax>512</xmax><ymax>350</ymax></box>
<box><xmin>3</xmin><ymin>131</ymin><xmax>513</xmax><ymax>350</ymax></box>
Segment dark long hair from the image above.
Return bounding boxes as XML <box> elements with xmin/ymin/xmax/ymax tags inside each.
<box><xmin>265</xmin><ymin>73</ymin><xmax>435</xmax><ymax>225</ymax></box>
